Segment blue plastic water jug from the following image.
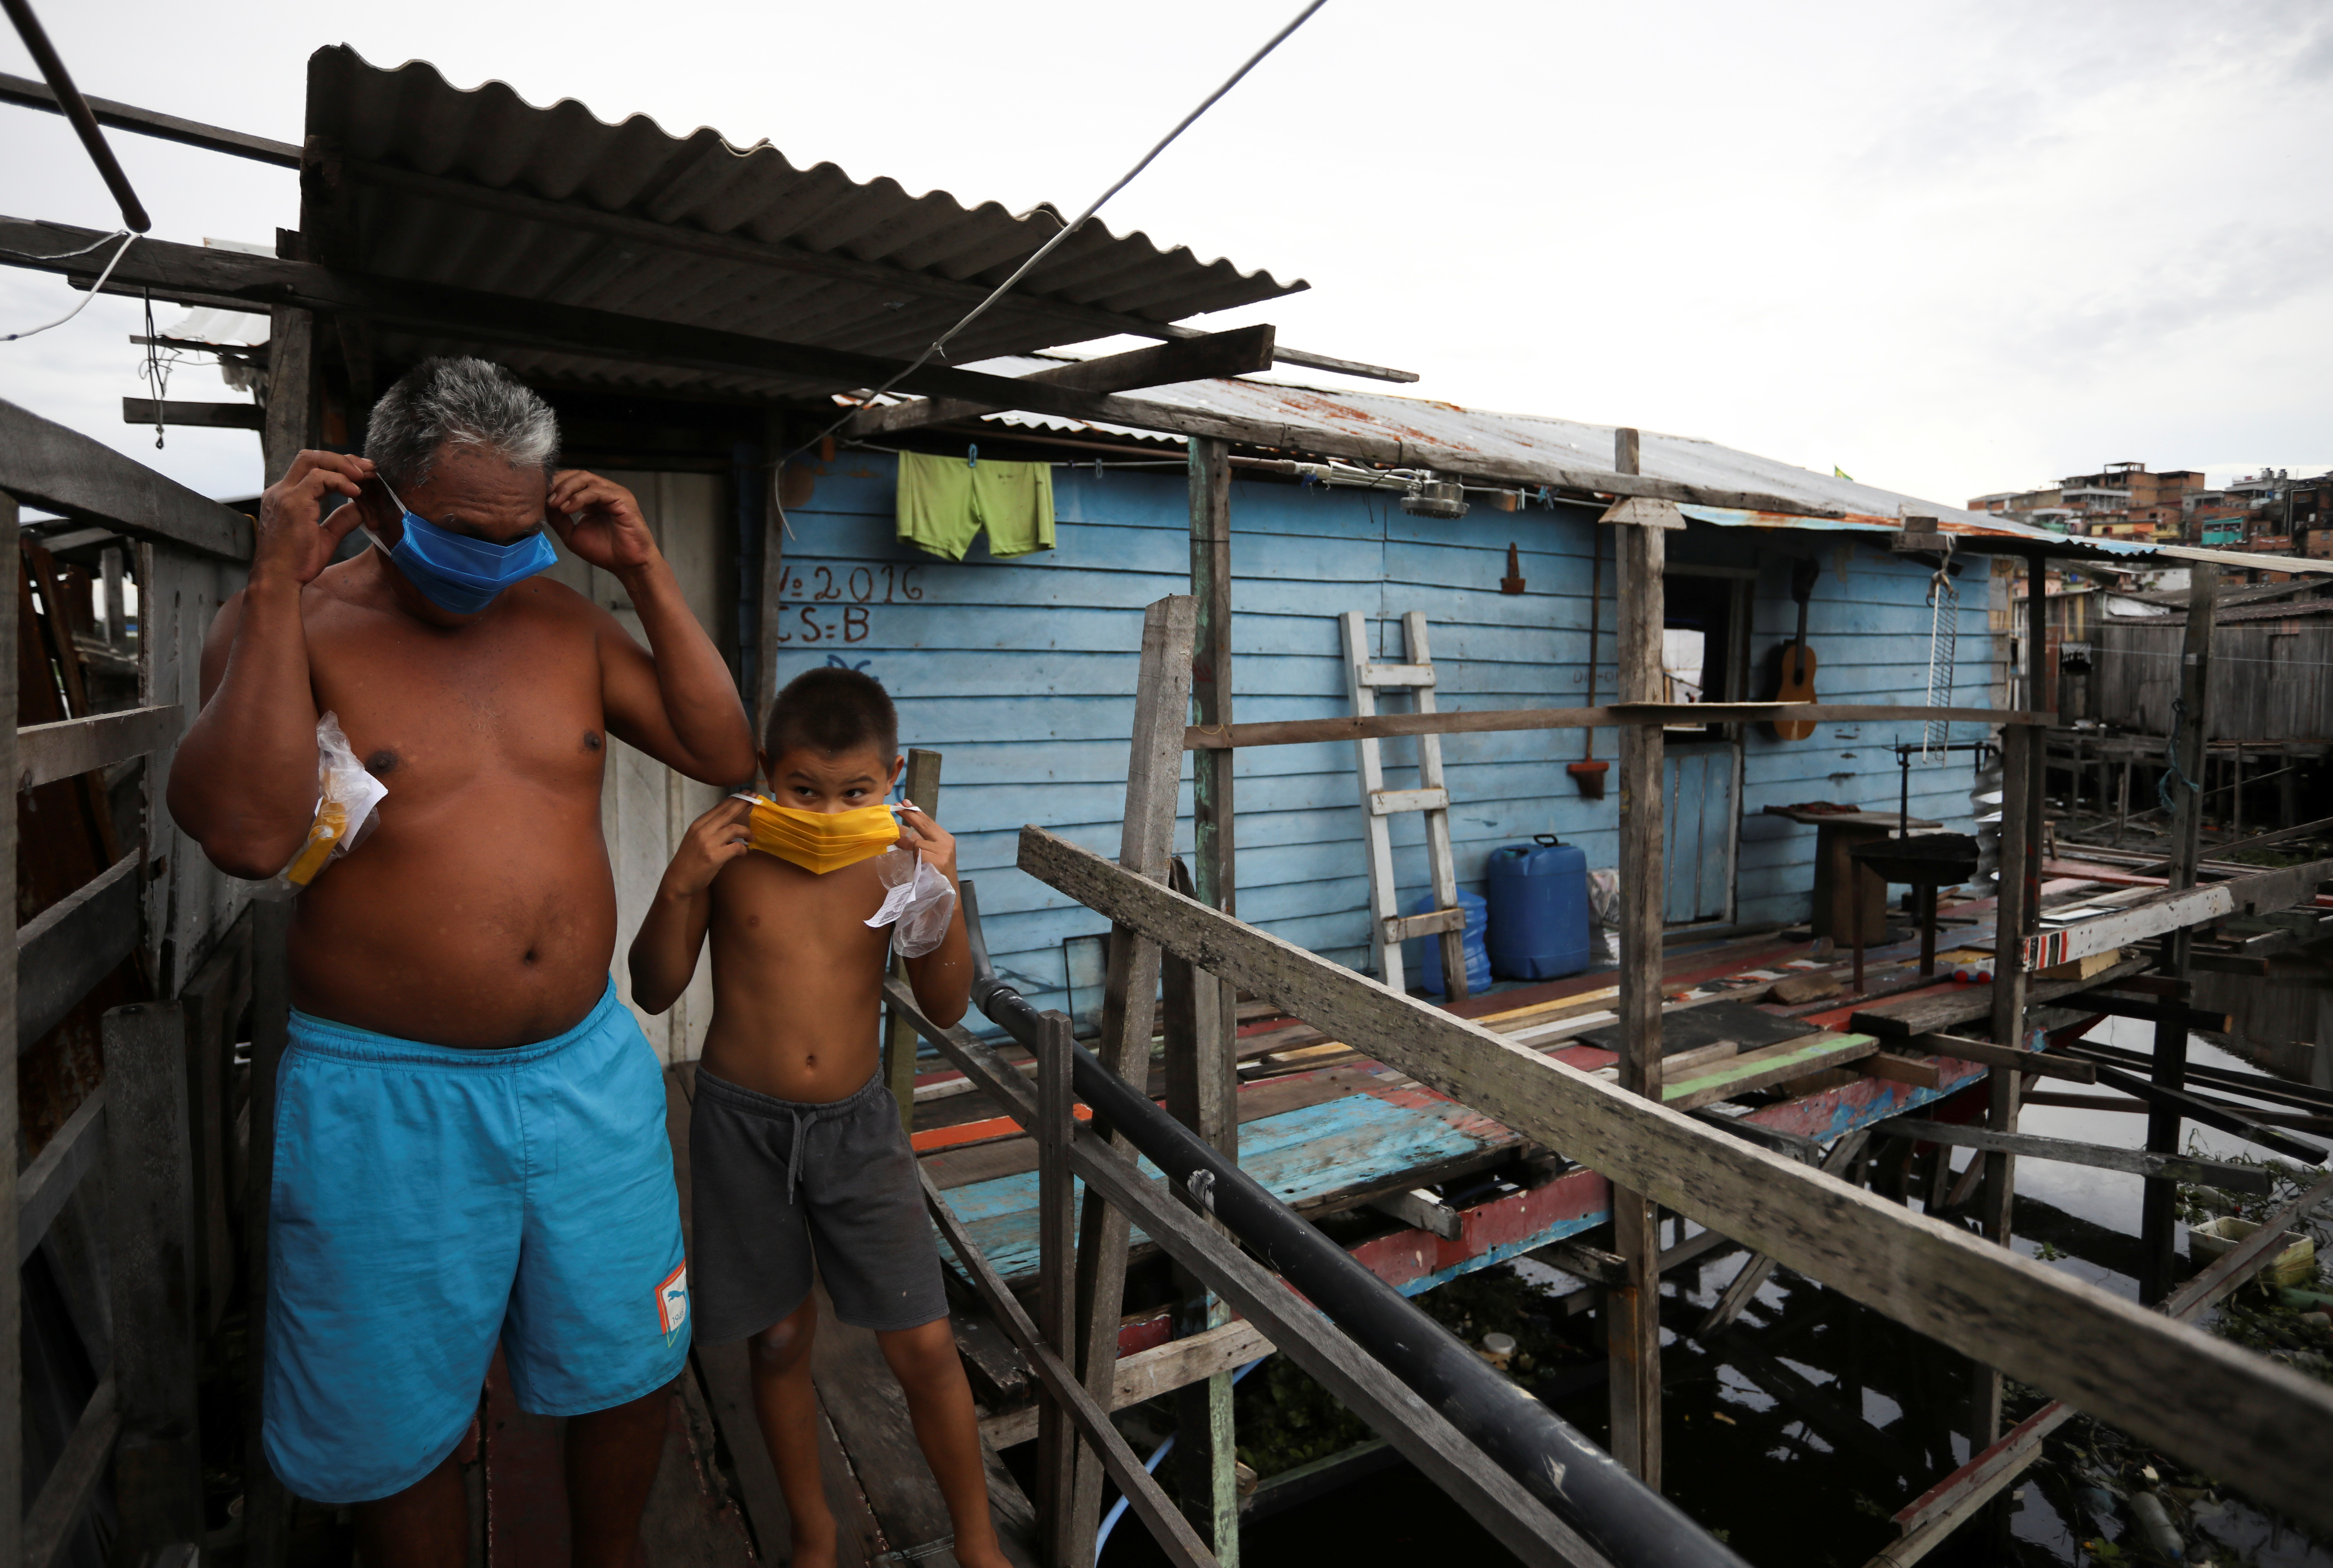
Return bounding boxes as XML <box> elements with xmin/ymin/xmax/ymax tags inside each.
<box><xmin>1406</xmin><ymin>887</ymin><xmax>1490</xmax><ymax>997</ymax></box>
<box><xmin>1485</xmin><ymin>836</ymin><xmax>1593</xmax><ymax>981</ymax></box>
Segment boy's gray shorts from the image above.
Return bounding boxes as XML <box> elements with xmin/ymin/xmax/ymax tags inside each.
<box><xmin>689</xmin><ymin>1067</ymin><xmax>948</xmax><ymax>1341</ymax></box>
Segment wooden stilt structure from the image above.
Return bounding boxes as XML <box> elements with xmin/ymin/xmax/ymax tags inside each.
<box><xmin>1608</xmin><ymin>428</ymin><xmax>1676</xmax><ymax>1486</ymax></box>
<box><xmin>2140</xmin><ymin>565</ymin><xmax>2216</xmax><ymax>1304</ymax></box>
<box><xmin>1180</xmin><ymin>437</ymin><xmax>1244</xmax><ymax>1560</ymax></box>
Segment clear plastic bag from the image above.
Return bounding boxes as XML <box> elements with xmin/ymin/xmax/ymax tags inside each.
<box><xmin>865</xmin><ymin>848</ymin><xmax>957</xmax><ymax>957</ymax></box>
<box><xmin>282</xmin><ymin>711</ymin><xmax>387</xmax><ymax>887</ymax></box>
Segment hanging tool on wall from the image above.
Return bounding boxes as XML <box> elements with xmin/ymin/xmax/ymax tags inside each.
<box><xmin>1569</xmin><ymin>527</ymin><xmax>1610</xmax><ymax>798</ymax></box>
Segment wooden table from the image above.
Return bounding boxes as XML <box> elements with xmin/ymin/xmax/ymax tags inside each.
<box><xmin>1763</xmin><ymin>807</ymin><xmax>1941</xmax><ymax>945</ymax></box>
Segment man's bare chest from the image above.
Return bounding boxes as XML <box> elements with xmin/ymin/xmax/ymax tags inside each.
<box><xmin>303</xmin><ymin>606</ymin><xmax>608</xmax><ymax>798</ymax></box>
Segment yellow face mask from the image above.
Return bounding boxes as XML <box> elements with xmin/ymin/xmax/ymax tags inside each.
<box><xmin>747</xmin><ymin>798</ymin><xmax>900</xmax><ymax>875</ymax></box>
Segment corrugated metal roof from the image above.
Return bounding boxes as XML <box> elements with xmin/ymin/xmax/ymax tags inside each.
<box><xmin>301</xmin><ymin>46</ymin><xmax>1304</xmax><ymax>398</ymax></box>
<box><xmin>912</xmin><ymin>355</ymin><xmax>2330</xmax><ymax>575</ymax></box>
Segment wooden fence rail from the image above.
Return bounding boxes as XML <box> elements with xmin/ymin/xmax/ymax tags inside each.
<box><xmin>1015</xmin><ymin>823</ymin><xmax>2333</xmax><ymax>1536</ymax></box>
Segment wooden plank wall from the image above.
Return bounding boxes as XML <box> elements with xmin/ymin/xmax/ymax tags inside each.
<box><xmin>765</xmin><ymin>457</ymin><xmax>1998</xmax><ymax>1018</ymax></box>
<box><xmin>541</xmin><ymin>469</ymin><xmax>731</xmax><ymax>1063</ymax></box>
<box><xmin>2094</xmin><ymin>614</ymin><xmax>2333</xmax><ymax>743</ymax></box>
<box><xmin>141</xmin><ymin>545</ymin><xmax>251</xmax><ymax>994</ymax></box>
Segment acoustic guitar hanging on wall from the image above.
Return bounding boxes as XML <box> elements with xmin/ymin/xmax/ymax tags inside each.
<box><xmin>1767</xmin><ymin>556</ymin><xmax>1821</xmax><ymax>740</ymax></box>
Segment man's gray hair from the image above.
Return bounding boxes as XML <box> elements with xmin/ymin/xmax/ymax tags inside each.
<box><xmin>365</xmin><ymin>357</ymin><xmax>560</xmax><ymax>492</ymax></box>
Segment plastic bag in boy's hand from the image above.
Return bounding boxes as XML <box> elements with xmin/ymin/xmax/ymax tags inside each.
<box><xmin>866</xmin><ymin>849</ymin><xmax>956</xmax><ymax>957</ymax></box>
<box><xmin>282</xmin><ymin>711</ymin><xmax>387</xmax><ymax>886</ymax></box>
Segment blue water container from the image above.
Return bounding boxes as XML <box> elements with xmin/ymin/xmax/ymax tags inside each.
<box><xmin>1406</xmin><ymin>888</ymin><xmax>1490</xmax><ymax>997</ymax></box>
<box><xmin>1485</xmin><ymin>837</ymin><xmax>1593</xmax><ymax>981</ymax></box>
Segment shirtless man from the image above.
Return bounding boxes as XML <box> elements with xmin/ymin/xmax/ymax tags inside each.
<box><xmin>167</xmin><ymin>356</ymin><xmax>756</xmax><ymax>1566</ymax></box>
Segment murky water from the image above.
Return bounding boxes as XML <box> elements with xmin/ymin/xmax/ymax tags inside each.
<box><xmin>1100</xmin><ymin>1015</ymin><xmax>2333</xmax><ymax>1568</ymax></box>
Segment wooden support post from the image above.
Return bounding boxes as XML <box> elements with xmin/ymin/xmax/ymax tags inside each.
<box><xmin>754</xmin><ymin>411</ymin><xmax>788</xmax><ymax>732</ymax></box>
<box><xmin>1163</xmin><ymin>861</ymin><xmax>1240</xmax><ymax>1560</ymax></box>
<box><xmin>1971</xmin><ymin>698</ymin><xmax>2038</xmax><ymax>1443</ymax></box>
<box><xmin>104</xmin><ymin>1002</ymin><xmax>203</xmax><ymax>1557</ymax></box>
<box><xmin>1189</xmin><ymin>435</ymin><xmax>1235</xmax><ymax>920</ymax></box>
<box><xmin>1036</xmin><ymin>1010</ymin><xmax>1079</xmax><ymax>1568</ymax></box>
<box><xmin>243</xmin><ymin>897</ymin><xmax>293</xmax><ymax>1568</ymax></box>
<box><xmin>261</xmin><ymin>304</ymin><xmax>314</xmax><ymax>485</ymax></box>
<box><xmin>2141</xmin><ymin>565</ymin><xmax>2216</xmax><ymax>1304</ymax></box>
<box><xmin>1181</xmin><ymin>438</ymin><xmax>1242</xmax><ymax>1559</ymax></box>
<box><xmin>0</xmin><ymin>489</ymin><xmax>20</xmax><ymax>1568</ymax></box>
<box><xmin>886</xmin><ymin>748</ymin><xmax>943</xmax><ymax>1134</ymax></box>
<box><xmin>1608</xmin><ymin>427</ymin><xmax>1665</xmax><ymax>1487</ymax></box>
<box><xmin>1069</xmin><ymin>597</ymin><xmax>1198</xmax><ymax>1560</ymax></box>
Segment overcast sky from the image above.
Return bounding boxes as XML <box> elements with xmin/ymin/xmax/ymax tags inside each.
<box><xmin>4</xmin><ymin>0</ymin><xmax>2328</xmax><ymax>507</ymax></box>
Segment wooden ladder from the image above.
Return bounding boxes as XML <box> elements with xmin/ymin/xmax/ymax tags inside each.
<box><xmin>1341</xmin><ymin>610</ymin><xmax>1469</xmax><ymax>1000</ymax></box>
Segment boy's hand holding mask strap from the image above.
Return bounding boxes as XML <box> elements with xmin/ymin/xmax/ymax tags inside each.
<box><xmin>733</xmin><ymin>794</ymin><xmax>958</xmax><ymax>956</ymax></box>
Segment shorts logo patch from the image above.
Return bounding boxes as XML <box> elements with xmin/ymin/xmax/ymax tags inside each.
<box><xmin>657</xmin><ymin>1263</ymin><xmax>689</xmax><ymax>1340</ymax></box>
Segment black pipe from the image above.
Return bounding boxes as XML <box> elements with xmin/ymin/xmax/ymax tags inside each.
<box><xmin>965</xmin><ymin>954</ymin><xmax>1743</xmax><ymax>1568</ymax></box>
<box><xmin>2</xmin><ymin>0</ymin><xmax>151</xmax><ymax>232</ymax></box>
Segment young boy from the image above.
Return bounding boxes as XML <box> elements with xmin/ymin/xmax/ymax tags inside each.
<box><xmin>629</xmin><ymin>667</ymin><xmax>1007</xmax><ymax>1568</ymax></box>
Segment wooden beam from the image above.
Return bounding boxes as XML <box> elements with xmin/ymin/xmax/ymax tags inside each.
<box><xmin>17</xmin><ymin>702</ymin><xmax>179</xmax><ymax>790</ymax></box>
<box><xmin>20</xmin><ymin>1379</ymin><xmax>119</xmax><ymax>1568</ymax></box>
<box><xmin>1071</xmin><ymin>597</ymin><xmax>1197</xmax><ymax>1560</ymax></box>
<box><xmin>1971</xmin><ymin>711</ymin><xmax>2038</xmax><ymax>1443</ymax></box>
<box><xmin>120</xmin><ymin>397</ymin><xmax>264</xmax><ymax>430</ymax></box>
<box><xmin>0</xmin><ymin>70</ymin><xmax>301</xmax><ymax>165</ymax></box>
<box><xmin>2087</xmin><ymin>1061</ymin><xmax>2327</xmax><ymax>1164</ymax></box>
<box><xmin>1659</xmin><ymin>1034</ymin><xmax>1879</xmax><ymax>1112</ymax></box>
<box><xmin>103</xmin><ymin>1003</ymin><xmax>203</xmax><ymax>1556</ymax></box>
<box><xmin>884</xmin><ymin>979</ymin><xmax>1599</xmax><ymax>1568</ymax></box>
<box><xmin>1367</xmin><ymin>1188</ymin><xmax>1463</xmax><ymax>1242</ymax></box>
<box><xmin>17</xmin><ymin>851</ymin><xmax>140</xmax><ymax>1054</ymax></box>
<box><xmin>924</xmin><ymin>1169</ymin><xmax>1221</xmax><ymax>1568</ymax></box>
<box><xmin>1184</xmin><ymin>703</ymin><xmax>2051</xmax><ymax>751</ymax></box>
<box><xmin>16</xmin><ymin>1085</ymin><xmax>105</xmax><ymax>1264</ymax></box>
<box><xmin>1871</xmin><ymin>1119</ymin><xmax>2273</xmax><ymax>1192</ymax></box>
<box><xmin>843</xmin><ymin>327</ymin><xmax>1276</xmax><ymax>437</ymax></box>
<box><xmin>333</xmin><ymin>156</ymin><xmax>1412</xmax><ymax>384</ymax></box>
<box><xmin>0</xmin><ymin>398</ymin><xmax>251</xmax><ymax>560</ymax></box>
<box><xmin>979</xmin><ymin>1318</ymin><xmax>1274</xmax><ymax>1450</ymax></box>
<box><xmin>1013</xmin><ymin>826</ymin><xmax>2333</xmax><ymax>1534</ymax></box>
<box><xmin>1848</xmin><ymin>954</ymin><xmax>2152</xmax><ymax>1039</ymax></box>
<box><xmin>1908</xmin><ymin>1032</ymin><xmax>2096</xmax><ymax>1084</ymax></box>
<box><xmin>261</xmin><ymin>295</ymin><xmax>315</xmax><ymax>487</ymax></box>
<box><xmin>1609</xmin><ymin>426</ymin><xmax>1664</xmax><ymax>1487</ymax></box>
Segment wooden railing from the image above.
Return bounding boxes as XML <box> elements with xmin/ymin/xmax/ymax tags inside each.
<box><xmin>4</xmin><ymin>397</ymin><xmax>268</xmax><ymax>1568</ymax></box>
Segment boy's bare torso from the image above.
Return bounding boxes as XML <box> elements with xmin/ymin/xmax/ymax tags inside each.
<box><xmin>699</xmin><ymin>850</ymin><xmax>896</xmax><ymax>1103</ymax></box>
<box><xmin>283</xmin><ymin>558</ymin><xmax>620</xmax><ymax>1047</ymax></box>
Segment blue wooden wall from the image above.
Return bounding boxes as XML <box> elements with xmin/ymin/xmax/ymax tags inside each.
<box><xmin>768</xmin><ymin>453</ymin><xmax>1998</xmax><ymax>1018</ymax></box>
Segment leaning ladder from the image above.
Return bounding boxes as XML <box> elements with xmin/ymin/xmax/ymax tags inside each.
<box><xmin>1341</xmin><ymin>610</ymin><xmax>1469</xmax><ymax>999</ymax></box>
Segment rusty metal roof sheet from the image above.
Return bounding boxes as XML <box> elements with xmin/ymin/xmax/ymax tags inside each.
<box><xmin>301</xmin><ymin>46</ymin><xmax>1304</xmax><ymax>399</ymax></box>
<box><xmin>915</xmin><ymin>355</ymin><xmax>2330</xmax><ymax>575</ymax></box>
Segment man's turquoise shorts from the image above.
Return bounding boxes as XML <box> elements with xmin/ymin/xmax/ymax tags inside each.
<box><xmin>264</xmin><ymin>980</ymin><xmax>689</xmax><ymax>1504</ymax></box>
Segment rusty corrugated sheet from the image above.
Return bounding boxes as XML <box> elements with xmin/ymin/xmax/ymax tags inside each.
<box><xmin>928</xmin><ymin>354</ymin><xmax>2331</xmax><ymax>572</ymax></box>
<box><xmin>302</xmin><ymin>45</ymin><xmax>1304</xmax><ymax>398</ymax></box>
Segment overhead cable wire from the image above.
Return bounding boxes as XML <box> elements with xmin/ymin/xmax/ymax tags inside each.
<box><xmin>3</xmin><ymin>227</ymin><xmax>136</xmax><ymax>342</ymax></box>
<box><xmin>783</xmin><ymin>0</ymin><xmax>1329</xmax><ymax>466</ymax></box>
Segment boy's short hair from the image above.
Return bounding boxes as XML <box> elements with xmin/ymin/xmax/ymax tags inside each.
<box><xmin>764</xmin><ymin>668</ymin><xmax>899</xmax><ymax>762</ymax></box>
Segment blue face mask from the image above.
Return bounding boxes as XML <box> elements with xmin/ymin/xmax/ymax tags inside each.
<box><xmin>366</xmin><ymin>478</ymin><xmax>559</xmax><ymax>615</ymax></box>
